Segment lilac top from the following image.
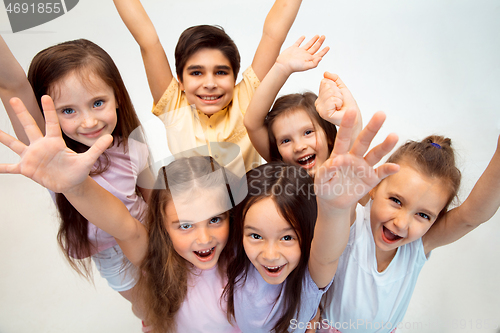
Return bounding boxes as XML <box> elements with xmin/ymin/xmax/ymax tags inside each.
<box><xmin>234</xmin><ymin>265</ymin><xmax>332</xmax><ymax>333</ymax></box>
<box><xmin>176</xmin><ymin>265</ymin><xmax>241</xmax><ymax>332</ymax></box>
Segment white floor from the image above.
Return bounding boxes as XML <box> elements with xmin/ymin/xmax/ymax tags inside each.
<box><xmin>1</xmin><ymin>1</ymin><xmax>500</xmax><ymax>332</ymax></box>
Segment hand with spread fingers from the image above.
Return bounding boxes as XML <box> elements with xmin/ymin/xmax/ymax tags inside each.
<box><xmin>275</xmin><ymin>35</ymin><xmax>330</xmax><ymax>75</ymax></box>
<box><xmin>0</xmin><ymin>95</ymin><xmax>112</xmax><ymax>194</ymax></box>
<box><xmin>314</xmin><ymin>109</ymin><xmax>399</xmax><ymax>210</ymax></box>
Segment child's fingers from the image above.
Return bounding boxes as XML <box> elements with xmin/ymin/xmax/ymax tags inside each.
<box><xmin>40</xmin><ymin>95</ymin><xmax>62</xmax><ymax>138</ymax></box>
<box><xmin>84</xmin><ymin>134</ymin><xmax>114</xmax><ymax>165</ymax></box>
<box><xmin>0</xmin><ymin>129</ymin><xmax>26</xmax><ymax>156</ymax></box>
<box><xmin>302</xmin><ymin>35</ymin><xmax>320</xmax><ymax>51</ymax></box>
<box><xmin>9</xmin><ymin>97</ymin><xmax>43</xmax><ymax>143</ymax></box>
<box><xmin>293</xmin><ymin>35</ymin><xmax>306</xmax><ymax>47</ymax></box>
<box><xmin>374</xmin><ymin>163</ymin><xmax>400</xmax><ymax>180</ymax></box>
<box><xmin>363</xmin><ymin>133</ymin><xmax>399</xmax><ymax>167</ymax></box>
<box><xmin>349</xmin><ymin>111</ymin><xmax>386</xmax><ymax>158</ymax></box>
<box><xmin>316</xmin><ymin>46</ymin><xmax>330</xmax><ymax>58</ymax></box>
<box><xmin>306</xmin><ymin>35</ymin><xmax>325</xmax><ymax>54</ymax></box>
<box><xmin>330</xmin><ymin>109</ymin><xmax>358</xmax><ymax>158</ymax></box>
<box><xmin>0</xmin><ymin>163</ymin><xmax>20</xmax><ymax>174</ymax></box>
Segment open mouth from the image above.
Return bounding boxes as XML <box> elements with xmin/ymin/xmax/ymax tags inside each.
<box><xmin>382</xmin><ymin>226</ymin><xmax>403</xmax><ymax>243</ymax></box>
<box><xmin>193</xmin><ymin>246</ymin><xmax>216</xmax><ymax>261</ymax></box>
<box><xmin>297</xmin><ymin>154</ymin><xmax>316</xmax><ymax>167</ymax></box>
<box><xmin>198</xmin><ymin>95</ymin><xmax>222</xmax><ymax>102</ymax></box>
<box><xmin>262</xmin><ymin>264</ymin><xmax>286</xmax><ymax>276</ymax></box>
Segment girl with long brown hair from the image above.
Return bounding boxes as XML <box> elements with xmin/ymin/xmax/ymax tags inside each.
<box><xmin>0</xmin><ymin>37</ymin><xmax>150</xmax><ymax>316</ymax></box>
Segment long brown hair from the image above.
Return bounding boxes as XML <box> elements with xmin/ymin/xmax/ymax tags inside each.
<box><xmin>387</xmin><ymin>135</ymin><xmax>462</xmax><ymax>217</ymax></box>
<box><xmin>265</xmin><ymin>92</ymin><xmax>337</xmax><ymax>163</ymax></box>
<box><xmin>27</xmin><ymin>39</ymin><xmax>142</xmax><ymax>278</ymax></box>
<box><xmin>224</xmin><ymin>162</ymin><xmax>317</xmax><ymax>333</ymax></box>
<box><xmin>138</xmin><ymin>156</ymin><xmax>235</xmax><ymax>332</ymax></box>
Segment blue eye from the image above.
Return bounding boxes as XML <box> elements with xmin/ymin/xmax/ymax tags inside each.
<box><xmin>304</xmin><ymin>130</ymin><xmax>313</xmax><ymax>136</ymax></box>
<box><xmin>93</xmin><ymin>100</ymin><xmax>104</xmax><ymax>108</ymax></box>
<box><xmin>418</xmin><ymin>212</ymin><xmax>430</xmax><ymax>220</ymax></box>
<box><xmin>250</xmin><ymin>233</ymin><xmax>262</xmax><ymax>240</ymax></box>
<box><xmin>209</xmin><ymin>217</ymin><xmax>222</xmax><ymax>224</ymax></box>
<box><xmin>390</xmin><ymin>197</ymin><xmax>401</xmax><ymax>205</ymax></box>
<box><xmin>216</xmin><ymin>70</ymin><xmax>228</xmax><ymax>75</ymax></box>
<box><xmin>61</xmin><ymin>108</ymin><xmax>75</xmax><ymax>115</ymax></box>
<box><xmin>281</xmin><ymin>235</ymin><xmax>293</xmax><ymax>241</ymax></box>
<box><xmin>179</xmin><ymin>223</ymin><xmax>193</xmax><ymax>230</ymax></box>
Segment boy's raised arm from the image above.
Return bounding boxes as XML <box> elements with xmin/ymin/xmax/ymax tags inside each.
<box><xmin>113</xmin><ymin>0</ymin><xmax>173</xmax><ymax>104</ymax></box>
<box><xmin>244</xmin><ymin>36</ymin><xmax>328</xmax><ymax>161</ymax></box>
<box><xmin>423</xmin><ymin>135</ymin><xmax>500</xmax><ymax>253</ymax></box>
<box><xmin>251</xmin><ymin>0</ymin><xmax>302</xmax><ymax>81</ymax></box>
<box><xmin>0</xmin><ymin>36</ymin><xmax>44</xmax><ymax>144</ymax></box>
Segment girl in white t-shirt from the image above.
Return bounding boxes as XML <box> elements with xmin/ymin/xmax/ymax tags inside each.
<box><xmin>320</xmin><ymin>134</ymin><xmax>500</xmax><ymax>333</ymax></box>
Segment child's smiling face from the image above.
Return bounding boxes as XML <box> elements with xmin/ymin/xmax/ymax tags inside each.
<box><xmin>271</xmin><ymin>109</ymin><xmax>329</xmax><ymax>178</ymax></box>
<box><xmin>242</xmin><ymin>197</ymin><xmax>301</xmax><ymax>285</ymax></box>
<box><xmin>369</xmin><ymin>164</ymin><xmax>450</xmax><ymax>258</ymax></box>
<box><xmin>179</xmin><ymin>48</ymin><xmax>236</xmax><ymax>116</ymax></box>
<box><xmin>164</xmin><ymin>188</ymin><xmax>230</xmax><ymax>270</ymax></box>
<box><xmin>51</xmin><ymin>71</ymin><xmax>118</xmax><ymax>147</ymax></box>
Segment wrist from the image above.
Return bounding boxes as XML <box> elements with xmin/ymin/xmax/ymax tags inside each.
<box><xmin>272</xmin><ymin>60</ymin><xmax>293</xmax><ymax>78</ymax></box>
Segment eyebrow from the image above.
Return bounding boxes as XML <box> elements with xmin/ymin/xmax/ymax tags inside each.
<box><xmin>185</xmin><ymin>65</ymin><xmax>232</xmax><ymax>71</ymax></box>
<box><xmin>244</xmin><ymin>225</ymin><xmax>294</xmax><ymax>233</ymax></box>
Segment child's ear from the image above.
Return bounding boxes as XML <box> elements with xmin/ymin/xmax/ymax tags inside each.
<box><xmin>178</xmin><ymin>75</ymin><xmax>184</xmax><ymax>91</ymax></box>
<box><xmin>368</xmin><ymin>187</ymin><xmax>376</xmax><ymax>199</ymax></box>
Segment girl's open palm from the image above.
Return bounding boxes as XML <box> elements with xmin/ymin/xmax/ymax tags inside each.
<box><xmin>275</xmin><ymin>35</ymin><xmax>330</xmax><ymax>75</ymax></box>
<box><xmin>314</xmin><ymin>110</ymin><xmax>399</xmax><ymax>209</ymax></box>
<box><xmin>0</xmin><ymin>96</ymin><xmax>112</xmax><ymax>194</ymax></box>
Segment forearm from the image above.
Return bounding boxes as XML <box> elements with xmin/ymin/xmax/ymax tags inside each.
<box><xmin>308</xmin><ymin>204</ymin><xmax>350</xmax><ymax>288</ymax></box>
<box><xmin>456</xmin><ymin>143</ymin><xmax>500</xmax><ymax>225</ymax></box>
<box><xmin>244</xmin><ymin>63</ymin><xmax>291</xmax><ymax>161</ymax></box>
<box><xmin>252</xmin><ymin>0</ymin><xmax>302</xmax><ymax>80</ymax></box>
<box><xmin>64</xmin><ymin>177</ymin><xmax>144</xmax><ymax>243</ymax></box>
<box><xmin>0</xmin><ymin>37</ymin><xmax>44</xmax><ymax>144</ymax></box>
<box><xmin>113</xmin><ymin>0</ymin><xmax>172</xmax><ymax>102</ymax></box>
<box><xmin>263</xmin><ymin>0</ymin><xmax>302</xmax><ymax>44</ymax></box>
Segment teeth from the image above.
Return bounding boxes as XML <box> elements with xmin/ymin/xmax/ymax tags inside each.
<box><xmin>196</xmin><ymin>247</ymin><xmax>214</xmax><ymax>254</ymax></box>
<box><xmin>264</xmin><ymin>264</ymin><xmax>284</xmax><ymax>270</ymax></box>
<box><xmin>298</xmin><ymin>155</ymin><xmax>313</xmax><ymax>162</ymax></box>
<box><xmin>388</xmin><ymin>229</ymin><xmax>400</xmax><ymax>237</ymax></box>
<box><xmin>201</xmin><ymin>96</ymin><xmax>219</xmax><ymax>100</ymax></box>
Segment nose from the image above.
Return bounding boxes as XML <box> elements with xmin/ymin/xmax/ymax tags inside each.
<box><xmin>393</xmin><ymin>213</ymin><xmax>410</xmax><ymax>231</ymax></box>
<box><xmin>203</xmin><ymin>75</ymin><xmax>217</xmax><ymax>89</ymax></box>
<box><xmin>262</xmin><ymin>242</ymin><xmax>280</xmax><ymax>261</ymax></box>
<box><xmin>196</xmin><ymin>227</ymin><xmax>212</xmax><ymax>245</ymax></box>
<box><xmin>81</xmin><ymin>113</ymin><xmax>98</xmax><ymax>129</ymax></box>
<box><xmin>293</xmin><ymin>139</ymin><xmax>307</xmax><ymax>153</ymax></box>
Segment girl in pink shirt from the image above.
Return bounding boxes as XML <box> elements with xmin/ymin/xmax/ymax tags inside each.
<box><xmin>0</xmin><ymin>37</ymin><xmax>151</xmax><ymax>320</ymax></box>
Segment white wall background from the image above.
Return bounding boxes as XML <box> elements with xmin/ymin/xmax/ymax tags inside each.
<box><xmin>0</xmin><ymin>1</ymin><xmax>499</xmax><ymax>332</ymax></box>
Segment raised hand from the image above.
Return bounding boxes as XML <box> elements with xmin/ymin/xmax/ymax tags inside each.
<box><xmin>275</xmin><ymin>35</ymin><xmax>330</xmax><ymax>75</ymax></box>
<box><xmin>315</xmin><ymin>72</ymin><xmax>361</xmax><ymax>127</ymax></box>
<box><xmin>314</xmin><ymin>109</ymin><xmax>399</xmax><ymax>209</ymax></box>
<box><xmin>0</xmin><ymin>95</ymin><xmax>112</xmax><ymax>193</ymax></box>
